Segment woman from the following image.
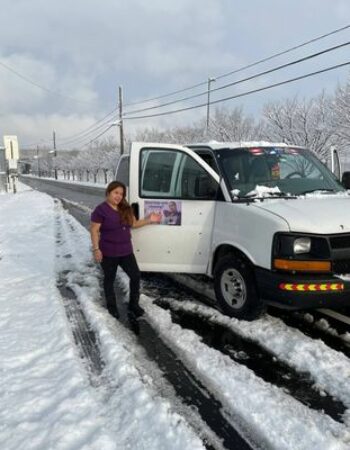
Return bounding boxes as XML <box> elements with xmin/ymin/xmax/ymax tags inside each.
<box><xmin>90</xmin><ymin>180</ymin><xmax>157</xmax><ymax>318</ymax></box>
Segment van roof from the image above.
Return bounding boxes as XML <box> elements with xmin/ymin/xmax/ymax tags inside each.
<box><xmin>187</xmin><ymin>141</ymin><xmax>305</xmax><ymax>151</ymax></box>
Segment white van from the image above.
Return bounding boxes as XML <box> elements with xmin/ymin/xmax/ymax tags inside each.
<box><xmin>116</xmin><ymin>142</ymin><xmax>350</xmax><ymax>320</ymax></box>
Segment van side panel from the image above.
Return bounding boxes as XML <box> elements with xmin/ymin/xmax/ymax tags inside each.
<box><xmin>211</xmin><ymin>202</ymin><xmax>290</xmax><ymax>273</ymax></box>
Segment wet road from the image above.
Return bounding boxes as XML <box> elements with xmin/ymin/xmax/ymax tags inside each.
<box><xmin>20</xmin><ymin>175</ymin><xmax>104</xmax><ymax>210</ymax></box>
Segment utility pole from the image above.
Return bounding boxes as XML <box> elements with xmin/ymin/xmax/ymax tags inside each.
<box><xmin>206</xmin><ymin>77</ymin><xmax>216</xmax><ymax>135</ymax></box>
<box><xmin>118</xmin><ymin>86</ymin><xmax>125</xmax><ymax>155</ymax></box>
<box><xmin>53</xmin><ymin>129</ymin><xmax>57</xmax><ymax>180</ymax></box>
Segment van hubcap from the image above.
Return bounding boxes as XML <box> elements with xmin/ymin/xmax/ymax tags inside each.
<box><xmin>220</xmin><ymin>268</ymin><xmax>246</xmax><ymax>308</ymax></box>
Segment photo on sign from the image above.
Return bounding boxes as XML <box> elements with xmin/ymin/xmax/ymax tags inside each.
<box><xmin>144</xmin><ymin>200</ymin><xmax>182</xmax><ymax>226</ymax></box>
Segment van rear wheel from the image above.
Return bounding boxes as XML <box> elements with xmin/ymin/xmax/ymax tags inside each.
<box><xmin>214</xmin><ymin>256</ymin><xmax>264</xmax><ymax>320</ymax></box>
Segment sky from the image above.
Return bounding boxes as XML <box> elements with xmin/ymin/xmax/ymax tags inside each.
<box><xmin>0</xmin><ymin>0</ymin><xmax>349</xmax><ymax>150</ymax></box>
<box><xmin>2</xmin><ymin>181</ymin><xmax>350</xmax><ymax>449</ymax></box>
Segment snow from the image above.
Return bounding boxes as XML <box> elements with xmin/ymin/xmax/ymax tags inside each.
<box><xmin>2</xmin><ymin>183</ymin><xmax>350</xmax><ymax>449</ymax></box>
<box><xmin>201</xmin><ymin>141</ymin><xmax>290</xmax><ymax>150</ymax></box>
<box><xmin>0</xmin><ymin>184</ymin><xmax>205</xmax><ymax>450</ymax></box>
<box><xmin>247</xmin><ymin>185</ymin><xmax>282</xmax><ymax>197</ymax></box>
<box><xmin>143</xmin><ymin>300</ymin><xmax>350</xmax><ymax>449</ymax></box>
<box><xmin>154</xmin><ymin>299</ymin><xmax>350</xmax><ymax>412</ymax></box>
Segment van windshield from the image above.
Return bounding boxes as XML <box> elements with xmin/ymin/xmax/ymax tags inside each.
<box><xmin>216</xmin><ymin>146</ymin><xmax>345</xmax><ymax>199</ymax></box>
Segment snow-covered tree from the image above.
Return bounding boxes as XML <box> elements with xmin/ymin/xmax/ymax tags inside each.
<box><xmin>54</xmin><ymin>152</ymin><xmax>75</xmax><ymax>180</ymax></box>
<box><xmin>332</xmin><ymin>76</ymin><xmax>350</xmax><ymax>151</ymax></box>
<box><xmin>133</xmin><ymin>106</ymin><xmax>258</xmax><ymax>144</ymax></box>
<box><xmin>62</xmin><ymin>137</ymin><xmax>120</xmax><ymax>183</ymax></box>
<box><xmin>209</xmin><ymin>106</ymin><xmax>262</xmax><ymax>142</ymax></box>
<box><xmin>261</xmin><ymin>93</ymin><xmax>336</xmax><ymax>159</ymax></box>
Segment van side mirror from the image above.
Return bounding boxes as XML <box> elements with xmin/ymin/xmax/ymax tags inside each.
<box><xmin>342</xmin><ymin>171</ymin><xmax>350</xmax><ymax>189</ymax></box>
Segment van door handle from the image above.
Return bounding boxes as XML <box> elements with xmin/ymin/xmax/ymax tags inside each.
<box><xmin>131</xmin><ymin>202</ymin><xmax>139</xmax><ymax>220</ymax></box>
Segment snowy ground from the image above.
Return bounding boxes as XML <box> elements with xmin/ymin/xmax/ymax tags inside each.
<box><xmin>0</xmin><ymin>185</ymin><xmax>205</xmax><ymax>450</ymax></box>
<box><xmin>1</xmin><ymin>184</ymin><xmax>350</xmax><ymax>449</ymax></box>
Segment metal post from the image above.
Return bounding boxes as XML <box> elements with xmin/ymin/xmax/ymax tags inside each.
<box><xmin>118</xmin><ymin>86</ymin><xmax>125</xmax><ymax>155</ymax></box>
<box><xmin>206</xmin><ymin>77</ymin><xmax>216</xmax><ymax>135</ymax></box>
<box><xmin>53</xmin><ymin>130</ymin><xmax>57</xmax><ymax>179</ymax></box>
<box><xmin>36</xmin><ymin>146</ymin><xmax>40</xmax><ymax>177</ymax></box>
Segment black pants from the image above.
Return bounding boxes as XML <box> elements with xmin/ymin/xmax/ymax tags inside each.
<box><xmin>101</xmin><ymin>253</ymin><xmax>140</xmax><ymax>311</ymax></box>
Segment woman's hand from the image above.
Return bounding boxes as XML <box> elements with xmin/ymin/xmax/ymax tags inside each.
<box><xmin>148</xmin><ymin>212</ymin><xmax>161</xmax><ymax>224</ymax></box>
<box><xmin>90</xmin><ymin>222</ymin><xmax>102</xmax><ymax>261</ymax></box>
<box><xmin>93</xmin><ymin>249</ymin><xmax>103</xmax><ymax>263</ymax></box>
<box><xmin>133</xmin><ymin>213</ymin><xmax>161</xmax><ymax>228</ymax></box>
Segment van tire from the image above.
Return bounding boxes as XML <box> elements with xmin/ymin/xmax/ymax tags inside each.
<box><xmin>214</xmin><ymin>255</ymin><xmax>264</xmax><ymax>320</ymax></box>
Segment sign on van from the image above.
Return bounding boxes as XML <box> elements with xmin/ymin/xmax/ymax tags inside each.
<box><xmin>3</xmin><ymin>135</ymin><xmax>19</xmax><ymax>161</ymax></box>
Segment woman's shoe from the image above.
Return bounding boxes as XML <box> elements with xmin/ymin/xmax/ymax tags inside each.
<box><xmin>106</xmin><ymin>296</ymin><xmax>119</xmax><ymax>319</ymax></box>
<box><xmin>107</xmin><ymin>306</ymin><xmax>119</xmax><ymax>319</ymax></box>
<box><xmin>128</xmin><ymin>303</ymin><xmax>144</xmax><ymax>317</ymax></box>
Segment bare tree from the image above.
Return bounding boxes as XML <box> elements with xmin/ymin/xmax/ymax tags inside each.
<box><xmin>262</xmin><ymin>93</ymin><xmax>336</xmax><ymax>159</ymax></box>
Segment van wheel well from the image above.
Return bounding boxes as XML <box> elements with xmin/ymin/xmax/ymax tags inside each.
<box><xmin>212</xmin><ymin>245</ymin><xmax>252</xmax><ymax>275</ymax></box>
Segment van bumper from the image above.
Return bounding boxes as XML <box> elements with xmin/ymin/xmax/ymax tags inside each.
<box><xmin>255</xmin><ymin>267</ymin><xmax>350</xmax><ymax>310</ymax></box>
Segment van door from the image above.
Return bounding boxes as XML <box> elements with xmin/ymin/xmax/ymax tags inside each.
<box><xmin>128</xmin><ymin>143</ymin><xmax>221</xmax><ymax>273</ymax></box>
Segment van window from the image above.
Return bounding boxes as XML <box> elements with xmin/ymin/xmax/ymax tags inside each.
<box><xmin>140</xmin><ymin>148</ymin><xmax>218</xmax><ymax>200</ymax></box>
<box><xmin>115</xmin><ymin>156</ymin><xmax>129</xmax><ymax>186</ymax></box>
<box><xmin>216</xmin><ymin>146</ymin><xmax>345</xmax><ymax>197</ymax></box>
<box><xmin>140</xmin><ymin>150</ymin><xmax>178</xmax><ymax>197</ymax></box>
<box><xmin>194</xmin><ymin>151</ymin><xmax>219</xmax><ymax>173</ymax></box>
<box><xmin>177</xmin><ymin>154</ymin><xmax>218</xmax><ymax>199</ymax></box>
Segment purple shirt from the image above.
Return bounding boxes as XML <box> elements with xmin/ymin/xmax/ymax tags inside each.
<box><xmin>91</xmin><ymin>202</ymin><xmax>133</xmax><ymax>257</ymax></box>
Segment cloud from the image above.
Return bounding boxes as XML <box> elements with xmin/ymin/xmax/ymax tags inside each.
<box><xmin>4</xmin><ymin>112</ymin><xmax>110</xmax><ymax>149</ymax></box>
<box><xmin>0</xmin><ymin>0</ymin><xmax>349</xmax><ymax>146</ymax></box>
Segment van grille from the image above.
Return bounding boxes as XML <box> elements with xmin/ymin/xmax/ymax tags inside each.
<box><xmin>333</xmin><ymin>259</ymin><xmax>350</xmax><ymax>274</ymax></box>
<box><xmin>330</xmin><ymin>235</ymin><xmax>350</xmax><ymax>249</ymax></box>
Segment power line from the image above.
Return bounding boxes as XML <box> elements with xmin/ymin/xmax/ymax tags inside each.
<box><xmin>18</xmin><ymin>23</ymin><xmax>350</xmax><ymax>149</ymax></box>
<box><xmin>215</xmin><ymin>24</ymin><xmax>350</xmax><ymax>82</ymax></box>
<box><xmin>77</xmin><ymin>124</ymin><xmax>116</xmax><ymax>149</ymax></box>
<box><xmin>124</xmin><ymin>40</ymin><xmax>350</xmax><ymax>116</ymax></box>
<box><xmin>124</xmin><ymin>61</ymin><xmax>350</xmax><ymax>120</ymax></box>
<box><xmin>59</xmin><ymin>117</ymin><xmax>118</xmax><ymax>148</ymax></box>
<box><xmin>123</xmin><ymin>23</ymin><xmax>350</xmax><ymax>108</ymax></box>
<box><xmin>21</xmin><ymin>140</ymin><xmax>51</xmax><ymax>148</ymax></box>
<box><xmin>21</xmin><ymin>109</ymin><xmax>118</xmax><ymax>149</ymax></box>
<box><xmin>58</xmin><ymin>108</ymin><xmax>118</xmax><ymax>145</ymax></box>
<box><xmin>0</xmin><ymin>60</ymin><xmax>101</xmax><ymax>106</ymax></box>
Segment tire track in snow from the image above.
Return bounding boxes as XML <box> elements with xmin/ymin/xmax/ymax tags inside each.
<box><xmin>55</xmin><ymin>199</ymin><xmax>257</xmax><ymax>450</ymax></box>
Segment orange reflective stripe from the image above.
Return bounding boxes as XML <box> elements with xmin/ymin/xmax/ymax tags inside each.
<box><xmin>274</xmin><ymin>259</ymin><xmax>331</xmax><ymax>272</ymax></box>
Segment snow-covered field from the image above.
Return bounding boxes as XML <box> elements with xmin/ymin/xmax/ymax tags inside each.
<box><xmin>1</xmin><ymin>183</ymin><xmax>350</xmax><ymax>449</ymax></box>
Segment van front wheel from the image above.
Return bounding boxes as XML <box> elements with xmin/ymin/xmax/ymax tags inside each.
<box><xmin>214</xmin><ymin>256</ymin><xmax>264</xmax><ymax>320</ymax></box>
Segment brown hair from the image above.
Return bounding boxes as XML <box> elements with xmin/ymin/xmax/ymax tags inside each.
<box><xmin>105</xmin><ymin>181</ymin><xmax>134</xmax><ymax>225</ymax></box>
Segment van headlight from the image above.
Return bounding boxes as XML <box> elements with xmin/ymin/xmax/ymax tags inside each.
<box><xmin>273</xmin><ymin>233</ymin><xmax>331</xmax><ymax>272</ymax></box>
<box><xmin>293</xmin><ymin>237</ymin><xmax>311</xmax><ymax>254</ymax></box>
